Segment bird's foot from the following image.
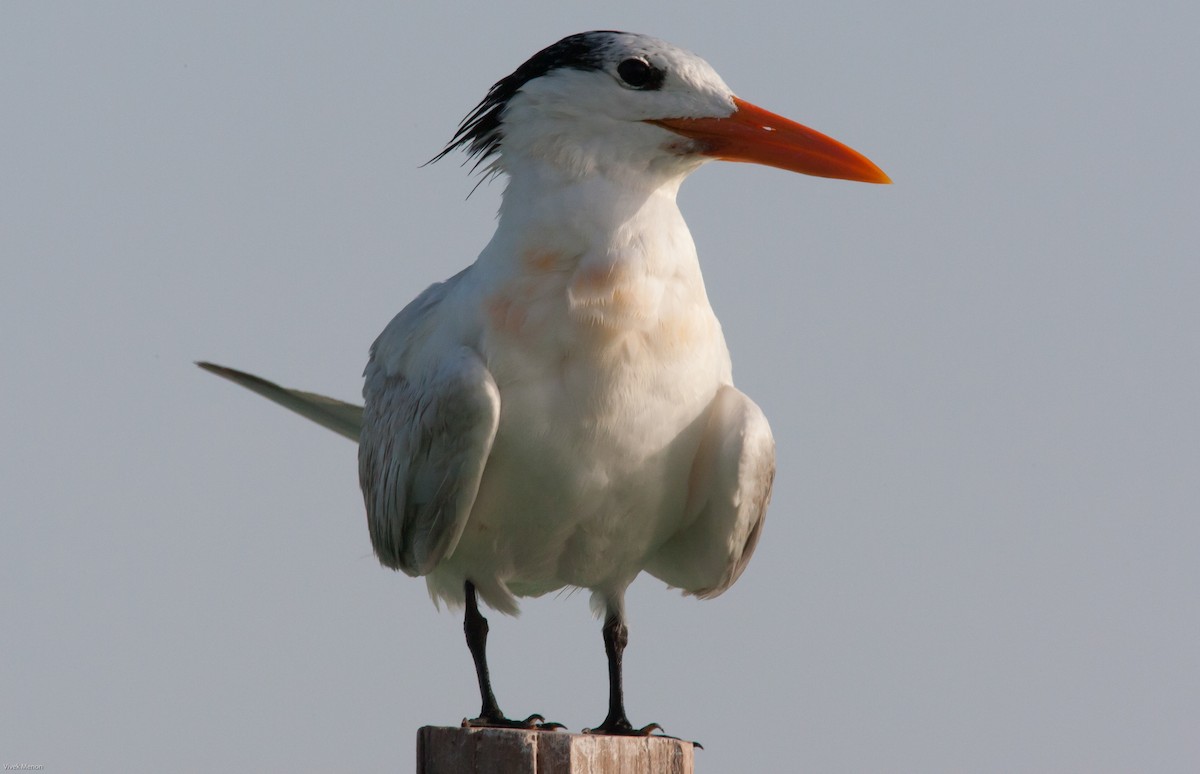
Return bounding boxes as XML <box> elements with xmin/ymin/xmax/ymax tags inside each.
<box><xmin>582</xmin><ymin>715</ymin><xmax>663</xmax><ymax>737</ymax></box>
<box><xmin>583</xmin><ymin>716</ymin><xmax>701</xmax><ymax>748</ymax></box>
<box><xmin>462</xmin><ymin>713</ymin><xmax>565</xmax><ymax>731</ymax></box>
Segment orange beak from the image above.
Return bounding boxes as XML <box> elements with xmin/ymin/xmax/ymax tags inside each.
<box><xmin>650</xmin><ymin>97</ymin><xmax>891</xmax><ymax>184</ymax></box>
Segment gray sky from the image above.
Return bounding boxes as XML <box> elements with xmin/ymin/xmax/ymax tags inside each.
<box><xmin>3</xmin><ymin>2</ymin><xmax>1198</xmax><ymax>772</ymax></box>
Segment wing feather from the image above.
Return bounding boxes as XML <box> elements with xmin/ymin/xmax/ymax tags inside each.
<box><xmin>645</xmin><ymin>385</ymin><xmax>775</xmax><ymax>597</ymax></box>
<box><xmin>359</xmin><ymin>346</ymin><xmax>499</xmax><ymax>577</ymax></box>
<box><xmin>197</xmin><ymin>361</ymin><xmax>362</xmax><ymax>441</ymax></box>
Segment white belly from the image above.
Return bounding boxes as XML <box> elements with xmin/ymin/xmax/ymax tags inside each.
<box><xmin>428</xmin><ymin>256</ymin><xmax>731</xmax><ymax>610</ymax></box>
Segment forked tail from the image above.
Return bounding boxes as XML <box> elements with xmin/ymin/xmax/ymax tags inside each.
<box><xmin>196</xmin><ymin>361</ymin><xmax>362</xmax><ymax>442</ymax></box>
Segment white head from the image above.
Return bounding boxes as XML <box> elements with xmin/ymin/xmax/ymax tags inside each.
<box><xmin>434</xmin><ymin>31</ymin><xmax>890</xmax><ymax>187</ymax></box>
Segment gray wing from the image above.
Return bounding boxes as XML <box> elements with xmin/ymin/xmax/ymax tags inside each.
<box><xmin>359</xmin><ymin>345</ymin><xmax>500</xmax><ymax>577</ymax></box>
<box><xmin>646</xmin><ymin>385</ymin><xmax>775</xmax><ymax>598</ymax></box>
<box><xmin>197</xmin><ymin>361</ymin><xmax>362</xmax><ymax>441</ymax></box>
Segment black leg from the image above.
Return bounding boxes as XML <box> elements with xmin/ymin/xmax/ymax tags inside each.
<box><xmin>463</xmin><ymin>580</ymin><xmax>505</xmax><ymax>723</ymax></box>
<box><xmin>461</xmin><ymin>581</ymin><xmax>562</xmax><ymax>730</ymax></box>
<box><xmin>584</xmin><ymin>610</ymin><xmax>662</xmax><ymax>736</ymax></box>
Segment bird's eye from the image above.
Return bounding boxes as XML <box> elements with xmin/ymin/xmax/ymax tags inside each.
<box><xmin>617</xmin><ymin>58</ymin><xmax>664</xmax><ymax>90</ymax></box>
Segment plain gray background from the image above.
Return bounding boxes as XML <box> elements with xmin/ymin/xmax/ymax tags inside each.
<box><xmin>3</xmin><ymin>2</ymin><xmax>1197</xmax><ymax>772</ymax></box>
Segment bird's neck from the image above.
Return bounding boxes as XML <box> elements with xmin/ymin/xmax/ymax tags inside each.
<box><xmin>481</xmin><ymin>159</ymin><xmax>697</xmax><ymax>277</ymax></box>
<box><xmin>471</xmin><ymin>159</ymin><xmax>715</xmax><ymax>347</ymax></box>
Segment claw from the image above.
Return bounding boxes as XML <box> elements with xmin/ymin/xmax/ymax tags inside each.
<box><xmin>520</xmin><ymin>713</ymin><xmax>567</xmax><ymax>731</ymax></box>
<box><xmin>582</xmin><ymin>720</ymin><xmax>701</xmax><ymax>747</ymax></box>
<box><xmin>583</xmin><ymin>719</ymin><xmax>663</xmax><ymax>736</ymax></box>
<box><xmin>462</xmin><ymin>713</ymin><xmax>564</xmax><ymax>731</ymax></box>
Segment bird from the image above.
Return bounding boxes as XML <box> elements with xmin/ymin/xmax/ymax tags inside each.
<box><xmin>200</xmin><ymin>30</ymin><xmax>888</xmax><ymax>736</ymax></box>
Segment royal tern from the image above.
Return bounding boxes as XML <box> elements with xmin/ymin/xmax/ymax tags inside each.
<box><xmin>201</xmin><ymin>30</ymin><xmax>888</xmax><ymax>736</ymax></box>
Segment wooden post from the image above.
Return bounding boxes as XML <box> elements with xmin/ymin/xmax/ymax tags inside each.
<box><xmin>417</xmin><ymin>726</ymin><xmax>695</xmax><ymax>774</ymax></box>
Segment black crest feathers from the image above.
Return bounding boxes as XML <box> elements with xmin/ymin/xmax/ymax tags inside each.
<box><xmin>430</xmin><ymin>31</ymin><xmax>625</xmax><ymax>169</ymax></box>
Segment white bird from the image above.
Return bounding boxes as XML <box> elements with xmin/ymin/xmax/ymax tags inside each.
<box><xmin>201</xmin><ymin>30</ymin><xmax>888</xmax><ymax>736</ymax></box>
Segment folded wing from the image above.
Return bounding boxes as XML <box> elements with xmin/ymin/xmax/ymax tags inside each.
<box><xmin>359</xmin><ymin>346</ymin><xmax>500</xmax><ymax>577</ymax></box>
<box><xmin>646</xmin><ymin>385</ymin><xmax>775</xmax><ymax>598</ymax></box>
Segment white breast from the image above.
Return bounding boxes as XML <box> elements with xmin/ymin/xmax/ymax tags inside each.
<box><xmin>427</xmin><ymin>196</ymin><xmax>732</xmax><ymax>608</ymax></box>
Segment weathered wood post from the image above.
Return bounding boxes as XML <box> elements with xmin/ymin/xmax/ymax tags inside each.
<box><xmin>417</xmin><ymin>726</ymin><xmax>695</xmax><ymax>774</ymax></box>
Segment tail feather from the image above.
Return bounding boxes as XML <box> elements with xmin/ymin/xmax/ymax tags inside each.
<box><xmin>197</xmin><ymin>361</ymin><xmax>362</xmax><ymax>442</ymax></box>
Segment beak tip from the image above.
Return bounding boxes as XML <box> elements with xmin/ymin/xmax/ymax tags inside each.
<box><xmin>850</xmin><ymin>154</ymin><xmax>891</xmax><ymax>185</ymax></box>
<box><xmin>851</xmin><ymin>160</ymin><xmax>891</xmax><ymax>185</ymax></box>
